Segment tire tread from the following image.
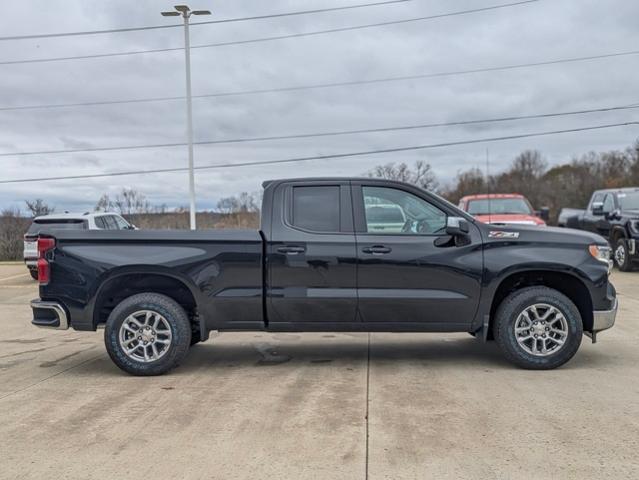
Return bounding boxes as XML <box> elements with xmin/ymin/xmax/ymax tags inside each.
<box><xmin>104</xmin><ymin>293</ymin><xmax>191</xmax><ymax>376</ymax></box>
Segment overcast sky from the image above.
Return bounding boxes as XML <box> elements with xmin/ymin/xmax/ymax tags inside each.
<box><xmin>0</xmin><ymin>0</ymin><xmax>638</xmax><ymax>213</ymax></box>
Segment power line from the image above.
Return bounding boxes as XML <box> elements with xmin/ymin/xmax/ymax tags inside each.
<box><xmin>2</xmin><ymin>103</ymin><xmax>638</xmax><ymax>158</ymax></box>
<box><xmin>3</xmin><ymin>48</ymin><xmax>638</xmax><ymax>112</ymax></box>
<box><xmin>0</xmin><ymin>0</ymin><xmax>411</xmax><ymax>41</ymax></box>
<box><xmin>1</xmin><ymin>121</ymin><xmax>636</xmax><ymax>184</ymax></box>
<box><xmin>0</xmin><ymin>1</ymin><xmax>538</xmax><ymax>66</ymax></box>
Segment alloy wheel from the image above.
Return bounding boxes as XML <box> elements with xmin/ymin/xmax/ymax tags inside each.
<box><xmin>118</xmin><ymin>310</ymin><xmax>173</xmax><ymax>362</ymax></box>
<box><xmin>514</xmin><ymin>303</ymin><xmax>568</xmax><ymax>356</ymax></box>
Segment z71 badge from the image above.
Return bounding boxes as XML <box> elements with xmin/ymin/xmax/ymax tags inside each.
<box><xmin>489</xmin><ymin>231</ymin><xmax>520</xmax><ymax>239</ymax></box>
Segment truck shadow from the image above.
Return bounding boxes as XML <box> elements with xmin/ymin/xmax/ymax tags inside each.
<box><xmin>80</xmin><ymin>335</ymin><xmax>608</xmax><ymax>376</ymax></box>
<box><xmin>178</xmin><ymin>335</ymin><xmax>607</xmax><ymax>372</ymax></box>
<box><xmin>181</xmin><ymin>336</ymin><xmax>511</xmax><ymax>371</ymax></box>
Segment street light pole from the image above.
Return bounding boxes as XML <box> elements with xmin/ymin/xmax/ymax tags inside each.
<box><xmin>161</xmin><ymin>5</ymin><xmax>211</xmax><ymax>230</ymax></box>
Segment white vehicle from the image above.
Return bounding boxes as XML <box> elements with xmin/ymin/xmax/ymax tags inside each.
<box><xmin>24</xmin><ymin>212</ymin><xmax>134</xmax><ymax>280</ymax></box>
<box><xmin>364</xmin><ymin>203</ymin><xmax>406</xmax><ymax>232</ymax></box>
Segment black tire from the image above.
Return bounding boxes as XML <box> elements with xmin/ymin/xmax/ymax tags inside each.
<box><xmin>493</xmin><ymin>286</ymin><xmax>583</xmax><ymax>370</ymax></box>
<box><xmin>190</xmin><ymin>329</ymin><xmax>202</xmax><ymax>346</ymax></box>
<box><xmin>614</xmin><ymin>237</ymin><xmax>633</xmax><ymax>272</ymax></box>
<box><xmin>28</xmin><ymin>268</ymin><xmax>38</xmax><ymax>280</ymax></box>
<box><xmin>104</xmin><ymin>293</ymin><xmax>191</xmax><ymax>376</ymax></box>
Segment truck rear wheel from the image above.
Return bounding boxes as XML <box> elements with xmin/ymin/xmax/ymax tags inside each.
<box><xmin>493</xmin><ymin>287</ymin><xmax>582</xmax><ymax>370</ymax></box>
<box><xmin>614</xmin><ymin>238</ymin><xmax>633</xmax><ymax>271</ymax></box>
<box><xmin>104</xmin><ymin>293</ymin><xmax>192</xmax><ymax>376</ymax></box>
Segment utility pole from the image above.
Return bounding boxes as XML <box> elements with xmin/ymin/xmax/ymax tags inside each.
<box><xmin>161</xmin><ymin>5</ymin><xmax>211</xmax><ymax>230</ymax></box>
<box><xmin>486</xmin><ymin>148</ymin><xmax>492</xmax><ymax>224</ymax></box>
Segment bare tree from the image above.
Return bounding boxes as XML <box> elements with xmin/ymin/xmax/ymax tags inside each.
<box><xmin>94</xmin><ymin>194</ymin><xmax>112</xmax><ymax>212</ymax></box>
<box><xmin>443</xmin><ymin>143</ymin><xmax>639</xmax><ymax>225</ymax></box>
<box><xmin>215</xmin><ymin>192</ymin><xmax>261</xmax><ymax>228</ymax></box>
<box><xmin>366</xmin><ymin>160</ymin><xmax>438</xmax><ymax>190</ymax></box>
<box><xmin>440</xmin><ymin>168</ymin><xmax>486</xmax><ymax>203</ymax></box>
<box><xmin>96</xmin><ymin>189</ymin><xmax>152</xmax><ymax>215</ymax></box>
<box><xmin>0</xmin><ymin>208</ymin><xmax>29</xmax><ymax>260</ymax></box>
<box><xmin>24</xmin><ymin>199</ymin><xmax>54</xmax><ymax>217</ymax></box>
<box><xmin>216</xmin><ymin>192</ymin><xmax>260</xmax><ymax>214</ymax></box>
<box><xmin>113</xmin><ymin>188</ymin><xmax>152</xmax><ymax>215</ymax></box>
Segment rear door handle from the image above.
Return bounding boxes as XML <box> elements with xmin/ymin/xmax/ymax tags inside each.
<box><xmin>277</xmin><ymin>245</ymin><xmax>306</xmax><ymax>255</ymax></box>
<box><xmin>362</xmin><ymin>245</ymin><xmax>392</xmax><ymax>255</ymax></box>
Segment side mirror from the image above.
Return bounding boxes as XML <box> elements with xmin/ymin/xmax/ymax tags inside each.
<box><xmin>591</xmin><ymin>202</ymin><xmax>604</xmax><ymax>216</ymax></box>
<box><xmin>537</xmin><ymin>207</ymin><xmax>550</xmax><ymax>222</ymax></box>
<box><xmin>607</xmin><ymin>209</ymin><xmax>621</xmax><ymax>220</ymax></box>
<box><xmin>446</xmin><ymin>216</ymin><xmax>470</xmax><ymax>236</ymax></box>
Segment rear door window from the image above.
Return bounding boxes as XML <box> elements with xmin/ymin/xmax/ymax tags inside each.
<box><xmin>103</xmin><ymin>216</ymin><xmax>119</xmax><ymax>230</ymax></box>
<box><xmin>94</xmin><ymin>217</ymin><xmax>107</xmax><ymax>229</ymax></box>
<box><xmin>291</xmin><ymin>186</ymin><xmax>340</xmax><ymax>232</ymax></box>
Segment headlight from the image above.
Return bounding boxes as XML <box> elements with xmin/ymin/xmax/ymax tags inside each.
<box><xmin>630</xmin><ymin>220</ymin><xmax>639</xmax><ymax>233</ymax></box>
<box><xmin>589</xmin><ymin>244</ymin><xmax>612</xmax><ymax>273</ymax></box>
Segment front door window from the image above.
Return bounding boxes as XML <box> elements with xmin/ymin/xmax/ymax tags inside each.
<box><xmin>362</xmin><ymin>186</ymin><xmax>447</xmax><ymax>235</ymax></box>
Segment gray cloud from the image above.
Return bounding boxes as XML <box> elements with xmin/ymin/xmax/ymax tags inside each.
<box><xmin>1</xmin><ymin>0</ymin><xmax>638</xmax><ymax>213</ymax></box>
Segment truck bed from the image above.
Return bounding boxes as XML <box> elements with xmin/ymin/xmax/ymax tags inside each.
<box><xmin>41</xmin><ymin>229</ymin><xmax>264</xmax><ymax>333</ymax></box>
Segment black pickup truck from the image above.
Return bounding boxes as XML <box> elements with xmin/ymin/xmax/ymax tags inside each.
<box><xmin>562</xmin><ymin>187</ymin><xmax>639</xmax><ymax>271</ymax></box>
<box><xmin>30</xmin><ymin>178</ymin><xmax>618</xmax><ymax>375</ymax></box>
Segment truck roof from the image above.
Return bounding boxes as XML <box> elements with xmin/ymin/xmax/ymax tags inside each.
<box><xmin>460</xmin><ymin>193</ymin><xmax>525</xmax><ymax>201</ymax></box>
<box><xmin>593</xmin><ymin>187</ymin><xmax>639</xmax><ymax>195</ymax></box>
<box><xmin>33</xmin><ymin>212</ymin><xmax>119</xmax><ymax>221</ymax></box>
<box><xmin>262</xmin><ymin>177</ymin><xmax>384</xmax><ymax>188</ymax></box>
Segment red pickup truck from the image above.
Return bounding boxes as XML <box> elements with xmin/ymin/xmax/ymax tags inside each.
<box><xmin>458</xmin><ymin>193</ymin><xmax>548</xmax><ymax>226</ymax></box>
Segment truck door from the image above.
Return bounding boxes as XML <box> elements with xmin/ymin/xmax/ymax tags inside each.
<box><xmin>594</xmin><ymin>193</ymin><xmax>615</xmax><ymax>237</ymax></box>
<box><xmin>266</xmin><ymin>181</ymin><xmax>358</xmax><ymax>325</ymax></box>
<box><xmin>352</xmin><ymin>182</ymin><xmax>482</xmax><ymax>329</ymax></box>
<box><xmin>582</xmin><ymin>192</ymin><xmax>604</xmax><ymax>233</ymax></box>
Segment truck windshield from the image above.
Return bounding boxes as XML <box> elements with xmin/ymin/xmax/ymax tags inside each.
<box><xmin>467</xmin><ymin>198</ymin><xmax>532</xmax><ymax>215</ymax></box>
<box><xmin>617</xmin><ymin>192</ymin><xmax>639</xmax><ymax>210</ymax></box>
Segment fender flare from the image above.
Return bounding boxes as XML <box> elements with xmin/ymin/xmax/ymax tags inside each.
<box><xmin>89</xmin><ymin>266</ymin><xmax>208</xmax><ymax>340</ymax></box>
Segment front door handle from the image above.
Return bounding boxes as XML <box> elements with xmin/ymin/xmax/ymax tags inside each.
<box><xmin>277</xmin><ymin>245</ymin><xmax>306</xmax><ymax>255</ymax></box>
<box><xmin>362</xmin><ymin>245</ymin><xmax>392</xmax><ymax>255</ymax></box>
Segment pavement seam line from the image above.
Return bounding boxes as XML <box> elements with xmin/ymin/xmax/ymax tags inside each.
<box><xmin>0</xmin><ymin>352</ymin><xmax>104</xmax><ymax>401</ymax></box>
<box><xmin>365</xmin><ymin>332</ymin><xmax>371</xmax><ymax>480</ymax></box>
<box><xmin>0</xmin><ymin>273</ymin><xmax>29</xmax><ymax>282</ymax></box>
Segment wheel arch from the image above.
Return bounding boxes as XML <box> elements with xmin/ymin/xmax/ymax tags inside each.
<box><xmin>488</xmin><ymin>270</ymin><xmax>593</xmax><ymax>338</ymax></box>
<box><xmin>92</xmin><ymin>269</ymin><xmax>204</xmax><ymax>339</ymax></box>
<box><xmin>610</xmin><ymin>226</ymin><xmax>627</xmax><ymax>243</ymax></box>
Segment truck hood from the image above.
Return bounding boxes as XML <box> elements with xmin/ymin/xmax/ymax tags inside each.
<box><xmin>473</xmin><ymin>214</ymin><xmax>545</xmax><ymax>226</ymax></box>
<box><xmin>477</xmin><ymin>223</ymin><xmax>608</xmax><ymax>246</ymax></box>
<box><xmin>620</xmin><ymin>209</ymin><xmax>639</xmax><ymax>218</ymax></box>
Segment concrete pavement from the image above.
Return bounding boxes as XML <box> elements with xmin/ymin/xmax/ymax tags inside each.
<box><xmin>0</xmin><ymin>264</ymin><xmax>638</xmax><ymax>479</ymax></box>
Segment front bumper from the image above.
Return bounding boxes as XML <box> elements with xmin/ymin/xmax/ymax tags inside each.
<box><xmin>30</xmin><ymin>299</ymin><xmax>69</xmax><ymax>330</ymax></box>
<box><xmin>588</xmin><ymin>297</ymin><xmax>618</xmax><ymax>343</ymax></box>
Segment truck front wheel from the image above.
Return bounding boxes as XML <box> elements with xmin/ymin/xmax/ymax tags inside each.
<box><xmin>104</xmin><ymin>293</ymin><xmax>192</xmax><ymax>376</ymax></box>
<box><xmin>614</xmin><ymin>238</ymin><xmax>633</xmax><ymax>271</ymax></box>
<box><xmin>493</xmin><ymin>287</ymin><xmax>582</xmax><ymax>370</ymax></box>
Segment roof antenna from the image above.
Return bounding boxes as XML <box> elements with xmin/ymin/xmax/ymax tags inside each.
<box><xmin>486</xmin><ymin>148</ymin><xmax>491</xmax><ymax>224</ymax></box>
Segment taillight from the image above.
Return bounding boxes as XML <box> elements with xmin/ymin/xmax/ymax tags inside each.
<box><xmin>37</xmin><ymin>237</ymin><xmax>55</xmax><ymax>285</ymax></box>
